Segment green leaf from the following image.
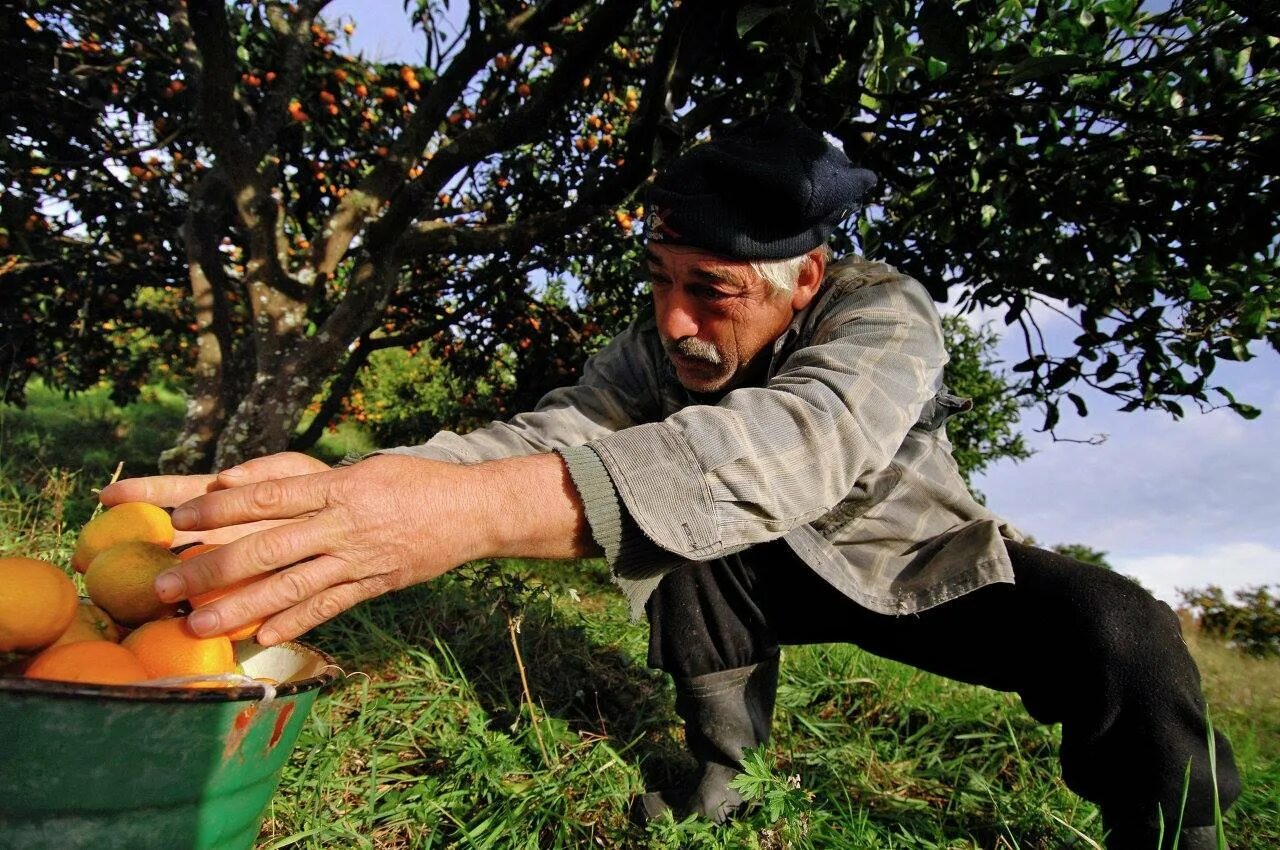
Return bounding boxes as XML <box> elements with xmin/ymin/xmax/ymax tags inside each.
<box><xmin>736</xmin><ymin>4</ymin><xmax>782</xmax><ymax>39</ymax></box>
<box><xmin>1187</xmin><ymin>283</ymin><xmax>1212</xmax><ymax>302</ymax></box>
<box><xmin>1039</xmin><ymin>400</ymin><xmax>1060</xmax><ymax>432</ymax></box>
<box><xmin>1008</xmin><ymin>54</ymin><xmax>1080</xmax><ymax>84</ymax></box>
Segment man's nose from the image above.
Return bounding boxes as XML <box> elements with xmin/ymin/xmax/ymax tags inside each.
<box><xmin>656</xmin><ymin>292</ymin><xmax>698</xmax><ymax>340</ymax></box>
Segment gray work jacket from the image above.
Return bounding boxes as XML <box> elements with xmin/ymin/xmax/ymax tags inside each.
<box><xmin>382</xmin><ymin>256</ymin><xmax>1023</xmax><ymax>618</ymax></box>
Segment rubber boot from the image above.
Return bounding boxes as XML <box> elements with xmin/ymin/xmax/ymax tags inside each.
<box><xmin>631</xmin><ymin>655</ymin><xmax>779</xmax><ymax>826</ymax></box>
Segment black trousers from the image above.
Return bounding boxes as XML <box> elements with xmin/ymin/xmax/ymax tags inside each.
<box><xmin>645</xmin><ymin>539</ymin><xmax>1242</xmax><ymax>832</ymax></box>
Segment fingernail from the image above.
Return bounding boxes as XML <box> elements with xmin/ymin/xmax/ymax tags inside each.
<box><xmin>188</xmin><ymin>609</ymin><xmax>218</xmax><ymax>635</ymax></box>
<box><xmin>155</xmin><ymin>571</ymin><xmax>186</xmax><ymax>602</ymax></box>
<box><xmin>256</xmin><ymin>629</ymin><xmax>278</xmax><ymax>646</ymax></box>
<box><xmin>171</xmin><ymin>506</ymin><xmax>197</xmax><ymax>529</ymax></box>
<box><xmin>219</xmin><ymin>466</ymin><xmax>245</xmax><ymax>479</ymax></box>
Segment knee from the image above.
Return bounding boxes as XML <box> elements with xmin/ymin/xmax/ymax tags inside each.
<box><xmin>1071</xmin><ymin>572</ymin><xmax>1190</xmax><ymax>681</ymax></box>
<box><xmin>1011</xmin><ymin>543</ymin><xmax>1187</xmax><ymax>673</ymax></box>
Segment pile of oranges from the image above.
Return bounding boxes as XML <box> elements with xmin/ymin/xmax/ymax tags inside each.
<box><xmin>0</xmin><ymin>503</ymin><xmax>267</xmax><ymax>688</ymax></box>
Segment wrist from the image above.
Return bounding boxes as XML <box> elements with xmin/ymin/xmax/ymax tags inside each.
<box><xmin>467</xmin><ymin>453</ymin><xmax>595</xmax><ymax>560</ymax></box>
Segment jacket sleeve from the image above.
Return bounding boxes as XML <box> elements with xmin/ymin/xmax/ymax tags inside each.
<box><xmin>585</xmin><ymin>267</ymin><xmax>948</xmax><ymax>561</ymax></box>
<box><xmin>377</xmin><ymin>322</ymin><xmax>664</xmax><ymax>464</ymax></box>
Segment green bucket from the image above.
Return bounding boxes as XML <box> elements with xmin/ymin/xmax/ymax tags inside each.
<box><xmin>0</xmin><ymin>641</ymin><xmax>339</xmax><ymax>850</ymax></box>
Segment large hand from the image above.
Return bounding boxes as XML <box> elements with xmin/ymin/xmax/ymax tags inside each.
<box><xmin>99</xmin><ymin>452</ymin><xmax>331</xmax><ymax>547</ymax></box>
<box><xmin>153</xmin><ymin>452</ymin><xmax>591</xmax><ymax>645</ymax></box>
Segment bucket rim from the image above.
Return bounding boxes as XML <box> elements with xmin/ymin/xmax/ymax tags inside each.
<box><xmin>0</xmin><ymin>640</ymin><xmax>340</xmax><ymax>703</ymax></box>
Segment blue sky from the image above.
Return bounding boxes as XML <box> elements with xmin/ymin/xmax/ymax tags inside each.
<box><xmin>329</xmin><ymin>1</ymin><xmax>1277</xmax><ymax>605</ymax></box>
<box><xmin>971</xmin><ymin>301</ymin><xmax>1278</xmax><ymax>604</ymax></box>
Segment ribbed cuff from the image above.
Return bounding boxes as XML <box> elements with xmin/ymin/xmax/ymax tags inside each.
<box><xmin>587</xmin><ymin>422</ymin><xmax>721</xmax><ymax>558</ymax></box>
<box><xmin>556</xmin><ymin>444</ymin><xmax>625</xmax><ymax>567</ymax></box>
<box><xmin>556</xmin><ymin>444</ymin><xmax>680</xmax><ymax>620</ymax></box>
<box><xmin>333</xmin><ymin>450</ymin><xmax>367</xmax><ymax>468</ymax></box>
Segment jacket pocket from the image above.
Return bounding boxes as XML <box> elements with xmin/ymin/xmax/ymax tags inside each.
<box><xmin>811</xmin><ymin>464</ymin><xmax>904</xmax><ymax>537</ymax></box>
<box><xmin>913</xmin><ymin>390</ymin><xmax>973</xmax><ymax>432</ymax></box>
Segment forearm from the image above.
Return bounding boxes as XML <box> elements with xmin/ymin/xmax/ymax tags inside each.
<box><xmin>467</xmin><ymin>452</ymin><xmax>601</xmax><ymax>561</ymax></box>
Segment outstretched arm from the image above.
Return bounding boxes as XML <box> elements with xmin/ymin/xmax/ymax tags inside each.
<box><xmin>104</xmin><ymin>452</ymin><xmax>596</xmax><ymax>645</ymax></box>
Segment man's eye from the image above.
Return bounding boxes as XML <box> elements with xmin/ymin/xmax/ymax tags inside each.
<box><xmin>695</xmin><ymin>285</ymin><xmax>729</xmax><ymax>301</ymax></box>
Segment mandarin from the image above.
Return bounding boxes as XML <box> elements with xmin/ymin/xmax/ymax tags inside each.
<box><xmin>0</xmin><ymin>556</ymin><xmax>79</xmax><ymax>653</ymax></box>
<box><xmin>84</xmin><ymin>541</ymin><xmax>180</xmax><ymax>626</ymax></box>
<box><xmin>50</xmin><ymin>599</ymin><xmax>122</xmax><ymax>647</ymax></box>
<box><xmin>123</xmin><ymin>617</ymin><xmax>235</xmax><ymax>680</ymax></box>
<box><xmin>72</xmin><ymin>502</ymin><xmax>174</xmax><ymax>573</ymax></box>
<box><xmin>178</xmin><ymin>543</ymin><xmax>220</xmax><ymax>561</ymax></box>
<box><xmin>25</xmin><ymin>640</ymin><xmax>148</xmax><ymax>685</ymax></box>
<box><xmin>190</xmin><ymin>573</ymin><xmax>269</xmax><ymax>642</ymax></box>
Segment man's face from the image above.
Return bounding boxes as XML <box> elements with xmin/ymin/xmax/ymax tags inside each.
<box><xmin>646</xmin><ymin>243</ymin><xmax>821</xmax><ymax>394</ymax></box>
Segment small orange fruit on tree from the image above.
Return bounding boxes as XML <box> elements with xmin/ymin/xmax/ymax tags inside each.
<box><xmin>0</xmin><ymin>556</ymin><xmax>79</xmax><ymax>653</ymax></box>
<box><xmin>84</xmin><ymin>541</ymin><xmax>181</xmax><ymax>626</ymax></box>
<box><xmin>123</xmin><ymin>617</ymin><xmax>235</xmax><ymax>680</ymax></box>
<box><xmin>72</xmin><ymin>502</ymin><xmax>175</xmax><ymax>573</ymax></box>
<box><xmin>25</xmin><ymin>641</ymin><xmax>149</xmax><ymax>686</ymax></box>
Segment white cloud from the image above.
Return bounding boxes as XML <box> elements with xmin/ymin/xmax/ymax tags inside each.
<box><xmin>974</xmin><ymin>393</ymin><xmax>1279</xmax><ymax>555</ymax></box>
<box><xmin>1112</xmin><ymin>542</ymin><xmax>1280</xmax><ymax>608</ymax></box>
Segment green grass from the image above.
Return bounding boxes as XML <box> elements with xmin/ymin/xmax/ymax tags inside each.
<box><xmin>2</xmin><ymin>387</ymin><xmax>1277</xmax><ymax>848</ymax></box>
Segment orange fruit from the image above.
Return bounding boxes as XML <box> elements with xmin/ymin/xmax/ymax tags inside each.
<box><xmin>72</xmin><ymin>502</ymin><xmax>175</xmax><ymax>573</ymax></box>
<box><xmin>25</xmin><ymin>640</ymin><xmax>148</xmax><ymax>685</ymax></box>
<box><xmin>50</xmin><ymin>600</ymin><xmax>122</xmax><ymax>647</ymax></box>
<box><xmin>123</xmin><ymin>617</ymin><xmax>235</xmax><ymax>680</ymax></box>
<box><xmin>190</xmin><ymin>573</ymin><xmax>269</xmax><ymax>642</ymax></box>
<box><xmin>177</xmin><ymin>543</ymin><xmax>220</xmax><ymax>561</ymax></box>
<box><xmin>0</xmin><ymin>556</ymin><xmax>79</xmax><ymax>652</ymax></box>
<box><xmin>84</xmin><ymin>541</ymin><xmax>181</xmax><ymax>626</ymax></box>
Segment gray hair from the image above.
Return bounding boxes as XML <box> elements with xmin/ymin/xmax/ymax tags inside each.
<box><xmin>750</xmin><ymin>246</ymin><xmax>831</xmax><ymax>296</ymax></box>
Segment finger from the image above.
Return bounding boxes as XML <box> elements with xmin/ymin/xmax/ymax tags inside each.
<box><xmin>257</xmin><ymin>571</ymin><xmax>400</xmax><ymax>645</ymax></box>
<box><xmin>170</xmin><ymin>471</ymin><xmax>333</xmax><ymax>531</ymax></box>
<box><xmin>170</xmin><ymin>516</ymin><xmax>316</xmax><ymax>549</ymax></box>
<box><xmin>186</xmin><ymin>554</ymin><xmax>358</xmax><ymax>640</ymax></box>
<box><xmin>100</xmin><ymin>474</ymin><xmax>220</xmax><ymax>508</ymax></box>
<box><xmin>155</xmin><ymin>513</ymin><xmax>339</xmax><ymax>603</ymax></box>
<box><xmin>216</xmin><ymin>452</ymin><xmax>331</xmax><ymax>487</ymax></box>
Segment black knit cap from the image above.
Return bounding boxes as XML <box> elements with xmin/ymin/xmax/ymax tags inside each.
<box><xmin>643</xmin><ymin>112</ymin><xmax>878</xmax><ymax>260</ymax></box>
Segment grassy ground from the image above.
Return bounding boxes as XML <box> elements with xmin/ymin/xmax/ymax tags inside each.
<box><xmin>1</xmin><ymin>386</ymin><xmax>1276</xmax><ymax>848</ymax></box>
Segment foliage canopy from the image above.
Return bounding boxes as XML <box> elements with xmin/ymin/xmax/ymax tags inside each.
<box><xmin>1</xmin><ymin>0</ymin><xmax>1275</xmax><ymax>470</ymax></box>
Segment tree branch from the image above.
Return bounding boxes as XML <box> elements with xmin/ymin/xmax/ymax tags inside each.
<box><xmin>246</xmin><ymin>1</ymin><xmax>335</xmax><ymax>163</ymax></box>
<box><xmin>183</xmin><ymin>0</ymin><xmax>252</xmax><ymax>174</ymax></box>
<box><xmin>398</xmin><ymin>208</ymin><xmax>603</xmax><ymax>259</ymax></box>
<box><xmin>311</xmin><ymin>0</ymin><xmax>585</xmax><ymax>282</ymax></box>
<box><xmin>370</xmin><ymin>0</ymin><xmax>641</xmax><ymax>253</ymax></box>
<box><xmin>290</xmin><ymin>330</ymin><xmax>372</xmax><ymax>451</ymax></box>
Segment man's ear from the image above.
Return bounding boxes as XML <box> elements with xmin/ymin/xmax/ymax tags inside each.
<box><xmin>789</xmin><ymin>250</ymin><xmax>827</xmax><ymax>311</ymax></box>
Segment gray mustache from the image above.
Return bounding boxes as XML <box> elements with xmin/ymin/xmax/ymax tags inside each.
<box><xmin>664</xmin><ymin>336</ymin><xmax>722</xmax><ymax>366</ymax></box>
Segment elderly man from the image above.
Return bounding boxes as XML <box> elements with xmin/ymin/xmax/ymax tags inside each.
<box><xmin>104</xmin><ymin>114</ymin><xmax>1238</xmax><ymax>849</ymax></box>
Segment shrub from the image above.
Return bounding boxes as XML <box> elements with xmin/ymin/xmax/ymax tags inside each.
<box><xmin>1179</xmin><ymin>585</ymin><xmax>1280</xmax><ymax>659</ymax></box>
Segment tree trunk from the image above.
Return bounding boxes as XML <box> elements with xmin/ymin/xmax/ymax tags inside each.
<box><xmin>210</xmin><ymin>352</ymin><xmax>324</xmax><ymax>469</ymax></box>
<box><xmin>159</xmin><ymin>195</ymin><xmax>241</xmax><ymax>474</ymax></box>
